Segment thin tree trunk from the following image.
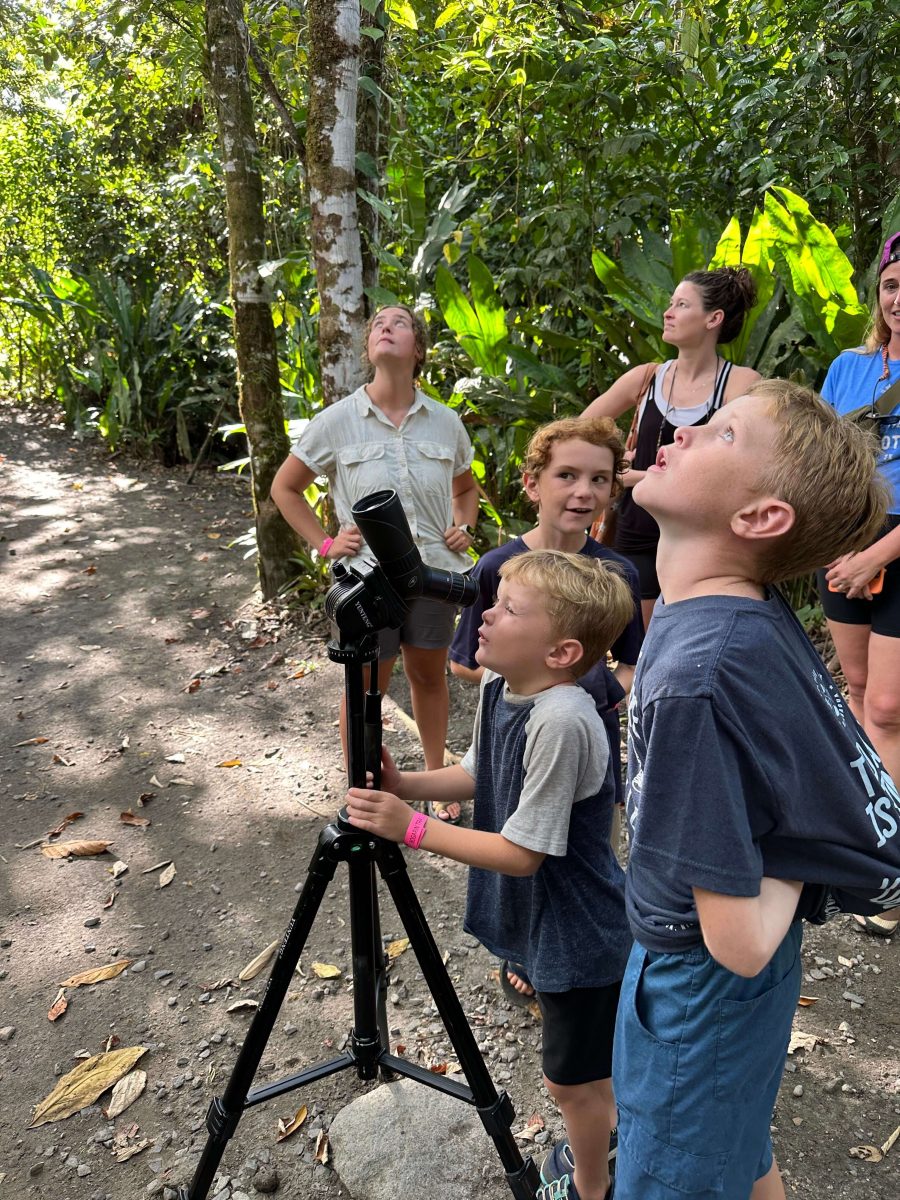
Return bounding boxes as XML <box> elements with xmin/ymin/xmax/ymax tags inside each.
<box><xmin>206</xmin><ymin>0</ymin><xmax>299</xmax><ymax>599</ymax></box>
<box><xmin>307</xmin><ymin>0</ymin><xmax>367</xmax><ymax>405</ymax></box>
<box><xmin>356</xmin><ymin>2</ymin><xmax>386</xmax><ymax>312</ymax></box>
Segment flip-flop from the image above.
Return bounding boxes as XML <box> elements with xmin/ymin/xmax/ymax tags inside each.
<box><xmin>500</xmin><ymin>960</ymin><xmax>535</xmax><ymax>1007</ymax></box>
<box><xmin>852</xmin><ymin>912</ymin><xmax>898</xmax><ymax>938</ymax></box>
<box><xmin>426</xmin><ymin>800</ymin><xmax>462</xmax><ymax>826</ymax></box>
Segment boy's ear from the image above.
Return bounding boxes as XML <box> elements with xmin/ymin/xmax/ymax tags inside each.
<box><xmin>522</xmin><ymin>470</ymin><xmax>541</xmax><ymax>505</ymax></box>
<box><xmin>546</xmin><ymin>638</ymin><xmax>584</xmax><ymax>672</ymax></box>
<box><xmin>731</xmin><ymin>497</ymin><xmax>795</xmax><ymax>542</ymax></box>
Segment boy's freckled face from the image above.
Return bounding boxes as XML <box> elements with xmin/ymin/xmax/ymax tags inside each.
<box><xmin>634</xmin><ymin>394</ymin><xmax>778</xmax><ymax>525</ymax></box>
<box><xmin>523</xmin><ymin>440</ymin><xmax>616</xmax><ymax>534</ymax></box>
<box><xmin>476</xmin><ymin>581</ymin><xmax>556</xmax><ymax>679</ymax></box>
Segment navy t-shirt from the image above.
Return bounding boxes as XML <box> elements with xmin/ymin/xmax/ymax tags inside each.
<box><xmin>462</xmin><ymin>674</ymin><xmax>632</xmax><ymax>991</ymax></box>
<box><xmin>450</xmin><ymin>536</ymin><xmax>644</xmax><ymax>804</ymax></box>
<box><xmin>625</xmin><ymin>590</ymin><xmax>900</xmax><ymax>952</ymax></box>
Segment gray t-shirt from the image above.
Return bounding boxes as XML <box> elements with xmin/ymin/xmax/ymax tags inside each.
<box><xmin>461</xmin><ymin>672</ymin><xmax>632</xmax><ymax>991</ymax></box>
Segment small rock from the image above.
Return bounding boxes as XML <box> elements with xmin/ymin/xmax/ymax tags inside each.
<box><xmin>791</xmin><ymin>1116</ymin><xmax>803</xmax><ymax>1126</ymax></box>
<box><xmin>252</xmin><ymin>1166</ymin><xmax>280</xmax><ymax>1193</ymax></box>
<box><xmin>842</xmin><ymin>991</ymin><xmax>865</xmax><ymax>1006</ymax></box>
<box><xmin>0</xmin><ymin>1026</ymin><xmax>15</xmax><ymax>1042</ymax></box>
<box><xmin>131</xmin><ymin>960</ymin><xmax>147</xmax><ymax>973</ymax></box>
<box><xmin>84</xmin><ymin>917</ymin><xmax>101</xmax><ymax>928</ymax></box>
<box><xmin>792</xmin><ymin>1084</ymin><xmax>803</xmax><ymax>1097</ymax></box>
<box><xmin>77</xmin><ymin>1164</ymin><xmax>92</xmax><ymax>1177</ymax></box>
<box><xmin>28</xmin><ymin>1163</ymin><xmax>44</xmax><ymax>1177</ymax></box>
<box><xmin>0</xmin><ymin>938</ymin><xmax>12</xmax><ymax>948</ymax></box>
<box><xmin>154</xmin><ymin>969</ymin><xmax>174</xmax><ymax>981</ymax></box>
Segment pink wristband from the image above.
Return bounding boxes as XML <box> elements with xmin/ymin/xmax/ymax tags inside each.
<box><xmin>319</xmin><ymin>536</ymin><xmax>335</xmax><ymax>558</ymax></box>
<box><xmin>403</xmin><ymin>811</ymin><xmax>429</xmax><ymax>850</ymax></box>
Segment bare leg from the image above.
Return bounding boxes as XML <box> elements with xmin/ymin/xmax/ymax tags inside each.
<box><xmin>401</xmin><ymin>643</ymin><xmax>453</xmax><ymax>777</ymax></box>
<box><xmin>545</xmin><ymin>1076</ymin><xmax>615</xmax><ymax>1200</ymax></box>
<box><xmin>826</xmin><ymin>618</ymin><xmax>870</xmax><ymax>725</ymax></box>
<box><xmin>863</xmin><ymin>632</ymin><xmax>900</xmax><ymax>786</ymax></box>
<box><xmin>640</xmin><ymin>596</ymin><xmax>657</xmax><ymax>631</ymax></box>
<box><xmin>750</xmin><ymin>1158</ymin><xmax>785</xmax><ymax>1200</ymax></box>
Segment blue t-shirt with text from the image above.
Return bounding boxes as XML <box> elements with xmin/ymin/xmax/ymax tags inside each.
<box><xmin>822</xmin><ymin>348</ymin><xmax>900</xmax><ymax>513</ymax></box>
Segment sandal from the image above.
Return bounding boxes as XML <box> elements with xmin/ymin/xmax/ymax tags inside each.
<box><xmin>500</xmin><ymin>960</ymin><xmax>535</xmax><ymax>1008</ymax></box>
<box><xmin>852</xmin><ymin>912</ymin><xmax>898</xmax><ymax>938</ymax></box>
<box><xmin>426</xmin><ymin>800</ymin><xmax>462</xmax><ymax>825</ymax></box>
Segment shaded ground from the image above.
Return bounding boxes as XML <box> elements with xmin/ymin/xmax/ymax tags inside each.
<box><xmin>1</xmin><ymin>410</ymin><xmax>898</xmax><ymax>1199</ymax></box>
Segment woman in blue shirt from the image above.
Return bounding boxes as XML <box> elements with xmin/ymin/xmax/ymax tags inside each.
<box><xmin>818</xmin><ymin>230</ymin><xmax>900</xmax><ymax>935</ymax></box>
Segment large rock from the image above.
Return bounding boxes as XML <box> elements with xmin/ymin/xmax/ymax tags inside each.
<box><xmin>329</xmin><ymin>1080</ymin><xmax>511</xmax><ymax>1199</ymax></box>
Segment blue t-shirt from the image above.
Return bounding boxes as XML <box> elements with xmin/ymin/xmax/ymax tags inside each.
<box><xmin>462</xmin><ymin>675</ymin><xmax>632</xmax><ymax>991</ymax></box>
<box><xmin>821</xmin><ymin>348</ymin><xmax>900</xmax><ymax>513</ymax></box>
<box><xmin>450</xmin><ymin>536</ymin><xmax>644</xmax><ymax>806</ymax></box>
<box><xmin>625</xmin><ymin>590</ymin><xmax>900</xmax><ymax>953</ymax></box>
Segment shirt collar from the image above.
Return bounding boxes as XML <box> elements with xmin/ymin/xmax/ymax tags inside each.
<box><xmin>355</xmin><ymin>385</ymin><xmax>426</xmax><ymax>421</ymax></box>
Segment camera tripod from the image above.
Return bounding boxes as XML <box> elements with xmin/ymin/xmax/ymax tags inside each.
<box><xmin>179</xmin><ymin>632</ymin><xmax>539</xmax><ymax>1199</ymax></box>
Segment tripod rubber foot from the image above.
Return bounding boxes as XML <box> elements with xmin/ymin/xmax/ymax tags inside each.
<box><xmin>176</xmin><ymin>1189</ymin><xmax>191</xmax><ymax>1199</ymax></box>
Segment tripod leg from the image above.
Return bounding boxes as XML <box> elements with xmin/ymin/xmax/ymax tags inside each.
<box><xmin>377</xmin><ymin>844</ymin><xmax>540</xmax><ymax>1199</ymax></box>
<box><xmin>179</xmin><ymin>829</ymin><xmax>340</xmax><ymax>1200</ymax></box>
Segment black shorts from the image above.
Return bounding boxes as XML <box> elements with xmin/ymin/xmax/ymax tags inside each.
<box><xmin>536</xmin><ymin>981</ymin><xmax>621</xmax><ymax>1086</ymax></box>
<box><xmin>616</xmin><ymin>549</ymin><xmax>660</xmax><ymax>601</ymax></box>
<box><xmin>816</xmin><ymin>516</ymin><xmax>900</xmax><ymax>638</ymax></box>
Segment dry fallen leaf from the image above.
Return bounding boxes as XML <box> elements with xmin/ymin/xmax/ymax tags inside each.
<box><xmin>60</xmin><ymin>959</ymin><xmax>131</xmax><ymax>988</ymax></box>
<box><xmin>184</xmin><ymin>679</ymin><xmax>202</xmax><ymax>694</ymax></box>
<box><xmin>15</xmin><ymin>737</ymin><xmax>49</xmax><ymax>747</ymax></box>
<box><xmin>216</xmin><ymin>758</ymin><xmax>242</xmax><ymax>768</ymax></box>
<box><xmin>119</xmin><ymin>810</ymin><xmax>150</xmax><ymax>828</ymax></box>
<box><xmin>48</xmin><ymin>989</ymin><xmax>68</xmax><ymax>1022</ymax></box>
<box><xmin>29</xmin><ymin>1045</ymin><xmax>147</xmax><ymax>1127</ymax></box>
<box><xmin>276</xmin><ymin>1103</ymin><xmax>308</xmax><ymax>1142</ymax></box>
<box><xmin>103</xmin><ymin>892</ymin><xmax>116</xmax><ymax>910</ymax></box>
<box><xmin>311</xmin><ymin>962</ymin><xmax>342</xmax><ymax>979</ymax></box>
<box><xmin>165</xmin><ymin>753</ymin><xmax>186</xmax><ymax>764</ymax></box>
<box><xmin>239</xmin><ymin>940</ymin><xmax>279</xmax><ymax>982</ymax></box>
<box><xmin>104</xmin><ymin>1069</ymin><xmax>147</xmax><ymax>1119</ymax></box>
<box><xmin>850</xmin><ymin>1144</ymin><xmax>884</xmax><ymax>1162</ymax></box>
<box><xmin>797</xmin><ymin>996</ymin><xmax>819</xmax><ymax>1007</ymax></box>
<box><xmin>52</xmin><ymin>754</ymin><xmax>75</xmax><ymax>767</ymax></box>
<box><xmin>158</xmin><ymin>862</ymin><xmax>177</xmax><ymax>888</ymax></box>
<box><xmin>227</xmin><ymin>999</ymin><xmax>259</xmax><ymax>1013</ymax></box>
<box><xmin>787</xmin><ymin>1030</ymin><xmax>823</xmax><ymax>1056</ymax></box>
<box><xmin>110</xmin><ymin>861</ymin><xmax>129</xmax><ymax>879</ymax></box>
<box><xmin>387</xmin><ymin>937</ymin><xmax>410</xmax><ymax>960</ymax></box>
<box><xmin>46</xmin><ymin>812</ymin><xmax>84</xmax><ymax>838</ymax></box>
<box><xmin>41</xmin><ymin>840</ymin><xmax>113</xmax><ymax>859</ymax></box>
<box><xmin>113</xmin><ymin>1137</ymin><xmax>150</xmax><ymax>1163</ymax></box>
<box><xmin>515</xmin><ymin>1113</ymin><xmax>546</xmax><ymax>1142</ymax></box>
<box><xmin>141</xmin><ymin>859</ymin><xmax>172</xmax><ymax>874</ymax></box>
<box><xmin>314</xmin><ymin>1130</ymin><xmax>330</xmax><ymax>1165</ymax></box>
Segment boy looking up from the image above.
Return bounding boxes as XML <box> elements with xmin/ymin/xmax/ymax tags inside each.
<box><xmin>346</xmin><ymin>550</ymin><xmax>635</xmax><ymax>1200</ymax></box>
<box><xmin>450</xmin><ymin>418</ymin><xmax>643</xmax><ymax>997</ymax></box>
<box><xmin>616</xmin><ymin>380</ymin><xmax>900</xmax><ymax>1200</ymax></box>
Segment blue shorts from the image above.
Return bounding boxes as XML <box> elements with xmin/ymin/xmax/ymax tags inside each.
<box><xmin>613</xmin><ymin>923</ymin><xmax>802</xmax><ymax>1199</ymax></box>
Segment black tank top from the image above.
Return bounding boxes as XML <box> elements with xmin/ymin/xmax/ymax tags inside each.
<box><xmin>614</xmin><ymin>359</ymin><xmax>733</xmax><ymax>556</ymax></box>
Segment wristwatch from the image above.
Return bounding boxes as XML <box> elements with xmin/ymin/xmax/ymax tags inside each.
<box><xmin>457</xmin><ymin>524</ymin><xmax>472</xmax><ymax>536</ymax></box>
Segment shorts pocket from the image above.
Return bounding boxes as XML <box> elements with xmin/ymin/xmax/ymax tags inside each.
<box><xmin>619</xmin><ymin>1104</ymin><xmax>727</xmax><ymax>1196</ymax></box>
<box><xmin>614</xmin><ymin>949</ymin><xmax>680</xmax><ymax>1130</ymax></box>
<box><xmin>714</xmin><ymin>951</ymin><xmax>800</xmax><ymax>1103</ymax></box>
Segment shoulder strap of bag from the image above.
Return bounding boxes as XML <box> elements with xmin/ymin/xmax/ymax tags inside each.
<box><xmin>843</xmin><ymin>375</ymin><xmax>900</xmax><ymax>425</ymax></box>
<box><xmin>625</xmin><ymin>362</ymin><xmax>660</xmax><ymax>451</ymax></box>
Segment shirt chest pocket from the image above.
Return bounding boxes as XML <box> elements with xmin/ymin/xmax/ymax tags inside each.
<box><xmin>408</xmin><ymin>441</ymin><xmax>455</xmax><ymax>497</ymax></box>
<box><xmin>336</xmin><ymin>442</ymin><xmax>390</xmax><ymax>504</ymax></box>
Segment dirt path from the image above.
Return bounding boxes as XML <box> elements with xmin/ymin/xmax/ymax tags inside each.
<box><xmin>1</xmin><ymin>412</ymin><xmax>898</xmax><ymax>1199</ymax></box>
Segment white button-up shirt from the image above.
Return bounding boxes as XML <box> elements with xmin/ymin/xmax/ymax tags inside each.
<box><xmin>292</xmin><ymin>386</ymin><xmax>474</xmax><ymax>573</ymax></box>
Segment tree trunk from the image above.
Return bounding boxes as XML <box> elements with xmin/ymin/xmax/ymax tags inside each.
<box><xmin>205</xmin><ymin>0</ymin><xmax>299</xmax><ymax>599</ymax></box>
<box><xmin>356</xmin><ymin>2</ymin><xmax>386</xmax><ymax>312</ymax></box>
<box><xmin>307</xmin><ymin>0</ymin><xmax>367</xmax><ymax>405</ymax></box>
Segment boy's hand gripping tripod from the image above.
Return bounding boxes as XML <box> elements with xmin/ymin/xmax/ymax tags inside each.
<box><xmin>178</xmin><ymin>631</ymin><xmax>539</xmax><ymax>1199</ymax></box>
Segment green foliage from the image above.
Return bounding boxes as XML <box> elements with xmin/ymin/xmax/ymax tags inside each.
<box><xmin>10</xmin><ymin>266</ymin><xmax>234</xmax><ymax>460</ymax></box>
<box><xmin>588</xmin><ymin>188</ymin><xmax>869</xmax><ymax>383</ymax></box>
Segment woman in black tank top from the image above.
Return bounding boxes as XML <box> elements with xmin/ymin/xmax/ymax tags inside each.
<box><xmin>583</xmin><ymin>266</ymin><xmax>760</xmax><ymax>628</ymax></box>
